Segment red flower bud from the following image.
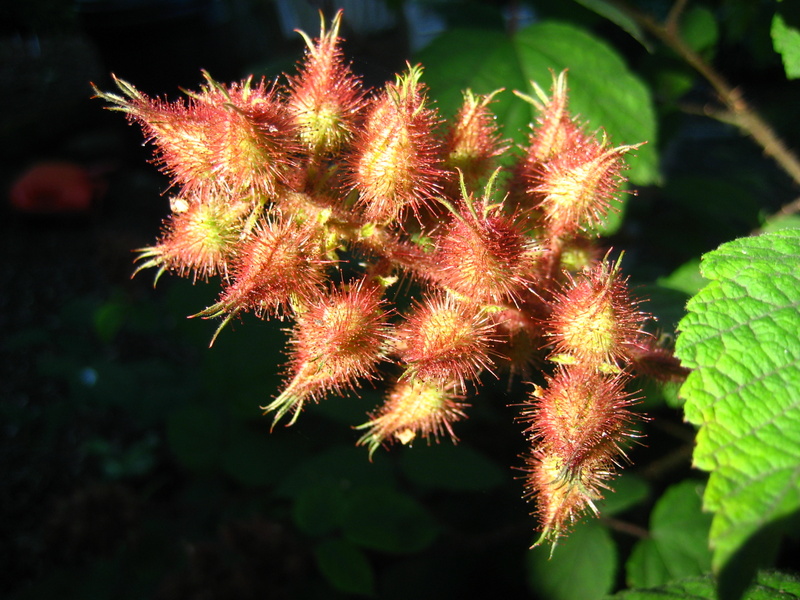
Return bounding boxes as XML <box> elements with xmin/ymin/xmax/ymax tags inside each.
<box><xmin>287</xmin><ymin>10</ymin><xmax>366</xmax><ymax>156</ymax></box>
<box><xmin>349</xmin><ymin>65</ymin><xmax>445</xmax><ymax>224</ymax></box>
<box><xmin>534</xmin><ymin>135</ymin><xmax>638</xmax><ymax>237</ymax></box>
<box><xmin>94</xmin><ymin>73</ymin><xmax>299</xmax><ymax>198</ymax></box>
<box><xmin>433</xmin><ymin>175</ymin><xmax>540</xmax><ymax>305</ymax></box>
<box><xmin>444</xmin><ymin>89</ymin><xmax>509</xmax><ymax>189</ymax></box>
<box><xmin>195</xmin><ymin>216</ymin><xmax>330</xmax><ymax>343</ymax></box>
<box><xmin>512</xmin><ymin>71</ymin><xmax>640</xmax><ymax>237</ymax></box>
<box><xmin>523</xmin><ymin>448</ymin><xmax>604</xmax><ymax>546</ymax></box>
<box><xmin>134</xmin><ymin>192</ymin><xmax>251</xmax><ymax>283</ymax></box>
<box><xmin>262</xmin><ymin>278</ymin><xmax>392</xmax><ymax>426</ymax></box>
<box><xmin>517</xmin><ymin>70</ymin><xmax>576</xmax><ymax>164</ymax></box>
<box><xmin>520</xmin><ymin>365</ymin><xmax>640</xmax><ymax>545</ymax></box>
<box><xmin>522</xmin><ymin>366</ymin><xmax>637</xmax><ymax>473</ymax></box>
<box><xmin>356</xmin><ymin>378</ymin><xmax>468</xmax><ymax>458</ymax></box>
<box><xmin>546</xmin><ymin>257</ymin><xmax>649</xmax><ymax>371</ymax></box>
<box><xmin>395</xmin><ymin>292</ymin><xmax>497</xmax><ymax>390</ymax></box>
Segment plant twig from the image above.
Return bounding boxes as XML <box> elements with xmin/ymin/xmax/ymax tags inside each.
<box><xmin>665</xmin><ymin>0</ymin><xmax>689</xmax><ymax>32</ymax></box>
<box><xmin>772</xmin><ymin>195</ymin><xmax>800</xmax><ymax>219</ymax></box>
<box><xmin>611</xmin><ymin>0</ymin><xmax>800</xmax><ymax>216</ymax></box>
<box><xmin>600</xmin><ymin>516</ymin><xmax>651</xmax><ymax>539</ymax></box>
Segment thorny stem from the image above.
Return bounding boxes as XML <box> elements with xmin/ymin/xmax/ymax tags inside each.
<box><xmin>613</xmin><ymin>0</ymin><xmax>800</xmax><ymax>218</ymax></box>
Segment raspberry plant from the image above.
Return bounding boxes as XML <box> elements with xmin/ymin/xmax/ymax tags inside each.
<box><xmin>89</xmin><ymin>5</ymin><xmax>800</xmax><ymax>600</ymax></box>
<box><xmin>95</xmin><ymin>11</ymin><xmax>678</xmax><ymax>549</ymax></box>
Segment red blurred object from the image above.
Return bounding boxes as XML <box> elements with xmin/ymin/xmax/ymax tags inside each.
<box><xmin>9</xmin><ymin>161</ymin><xmax>97</xmax><ymax>214</ymax></box>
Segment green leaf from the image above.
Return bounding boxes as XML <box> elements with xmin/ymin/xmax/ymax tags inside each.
<box><xmin>598</xmin><ymin>473</ymin><xmax>650</xmax><ymax>516</ymax></box>
<box><xmin>609</xmin><ymin>570</ymin><xmax>800</xmax><ymax>600</ymax></box>
<box><xmin>640</xmin><ymin>283</ymin><xmax>693</xmax><ymax>334</ymax></box>
<box><xmin>341</xmin><ymin>486</ymin><xmax>439</xmax><ymax>554</ymax></box>
<box><xmin>398</xmin><ymin>442</ymin><xmax>506</xmax><ymax>492</ymax></box>
<box><xmin>675</xmin><ymin>230</ymin><xmax>800</xmax><ymax>579</ymax></box>
<box><xmin>275</xmin><ymin>444</ymin><xmax>395</xmax><ymax>499</ymax></box>
<box><xmin>526</xmin><ymin>519</ymin><xmax>617</xmax><ymax>600</ymax></box>
<box><xmin>314</xmin><ymin>537</ymin><xmax>375</xmax><ymax>597</ymax></box>
<box><xmin>220</xmin><ymin>426</ymin><xmax>306</xmax><ymax>487</ymax></box>
<box><xmin>93</xmin><ymin>299</ymin><xmax>126</xmax><ymax>343</ymax></box>
<box><xmin>772</xmin><ymin>12</ymin><xmax>800</xmax><ymax>79</ymax></box>
<box><xmin>657</xmin><ymin>259</ymin><xmax>706</xmax><ymax>297</ymax></box>
<box><xmin>680</xmin><ymin>6</ymin><xmax>719</xmax><ymax>55</ymax></box>
<box><xmin>572</xmin><ymin>0</ymin><xmax>650</xmax><ymax>49</ymax></box>
<box><xmin>293</xmin><ymin>483</ymin><xmax>347</xmax><ymax>537</ymax></box>
<box><xmin>761</xmin><ymin>215</ymin><xmax>800</xmax><ymax>233</ymax></box>
<box><xmin>626</xmin><ymin>480</ymin><xmax>713</xmax><ymax>588</ymax></box>
<box><xmin>417</xmin><ymin>21</ymin><xmax>659</xmax><ymax>186</ymax></box>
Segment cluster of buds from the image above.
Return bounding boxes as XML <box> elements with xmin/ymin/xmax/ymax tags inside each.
<box><xmin>94</xmin><ymin>11</ymin><xmax>682</xmax><ymax>546</ymax></box>
<box><xmin>520</xmin><ymin>258</ymin><xmax>649</xmax><ymax>546</ymax></box>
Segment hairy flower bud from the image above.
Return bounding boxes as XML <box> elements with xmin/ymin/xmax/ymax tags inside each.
<box><xmin>535</xmin><ymin>135</ymin><xmax>637</xmax><ymax>237</ymax></box>
<box><xmin>524</xmin><ymin>449</ymin><xmax>604</xmax><ymax>546</ymax></box>
<box><xmin>203</xmin><ymin>74</ymin><xmax>300</xmax><ymax>198</ymax></box>
<box><xmin>94</xmin><ymin>73</ymin><xmax>298</xmax><ymax>198</ymax></box>
<box><xmin>262</xmin><ymin>279</ymin><xmax>392</xmax><ymax>426</ymax></box>
<box><xmin>546</xmin><ymin>257</ymin><xmax>648</xmax><ymax>371</ymax></box>
<box><xmin>395</xmin><ymin>292</ymin><xmax>497</xmax><ymax>390</ymax></box>
<box><xmin>509</xmin><ymin>71</ymin><xmax>580</xmax><ymax>211</ymax></box>
<box><xmin>520</xmin><ymin>366</ymin><xmax>639</xmax><ymax>545</ymax></box>
<box><xmin>517</xmin><ymin>70</ymin><xmax>575</xmax><ymax>164</ymax></box>
<box><xmin>134</xmin><ymin>193</ymin><xmax>251</xmax><ymax>283</ymax></box>
<box><xmin>444</xmin><ymin>89</ymin><xmax>509</xmax><ymax>189</ymax></box>
<box><xmin>349</xmin><ymin>65</ymin><xmax>445</xmax><ymax>223</ymax></box>
<box><xmin>512</xmin><ymin>70</ymin><xmax>639</xmax><ymax>237</ymax></box>
<box><xmin>433</xmin><ymin>175</ymin><xmax>539</xmax><ymax>305</ymax></box>
<box><xmin>195</xmin><ymin>216</ymin><xmax>330</xmax><ymax>343</ymax></box>
<box><xmin>356</xmin><ymin>378</ymin><xmax>468</xmax><ymax>458</ymax></box>
<box><xmin>288</xmin><ymin>10</ymin><xmax>366</xmax><ymax>156</ymax></box>
<box><xmin>522</xmin><ymin>366</ymin><xmax>636</xmax><ymax>473</ymax></box>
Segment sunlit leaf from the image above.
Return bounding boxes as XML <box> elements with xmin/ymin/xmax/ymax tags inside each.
<box><xmin>772</xmin><ymin>12</ymin><xmax>800</xmax><ymax>79</ymax></box>
<box><xmin>675</xmin><ymin>230</ymin><xmax>800</xmax><ymax>584</ymax></box>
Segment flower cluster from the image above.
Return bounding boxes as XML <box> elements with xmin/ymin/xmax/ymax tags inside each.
<box><xmin>94</xmin><ymin>11</ymin><xmax>681</xmax><ymax>546</ymax></box>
